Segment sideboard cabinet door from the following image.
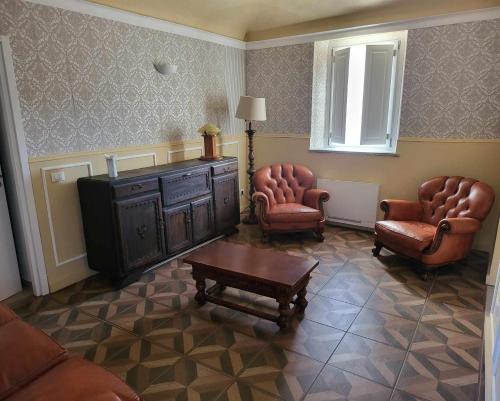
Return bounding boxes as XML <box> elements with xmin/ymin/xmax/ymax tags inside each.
<box><xmin>213</xmin><ymin>172</ymin><xmax>240</xmax><ymax>234</ymax></box>
<box><xmin>164</xmin><ymin>204</ymin><xmax>193</xmax><ymax>254</ymax></box>
<box><xmin>114</xmin><ymin>193</ymin><xmax>165</xmax><ymax>272</ymax></box>
<box><xmin>191</xmin><ymin>195</ymin><xmax>214</xmax><ymax>244</ymax></box>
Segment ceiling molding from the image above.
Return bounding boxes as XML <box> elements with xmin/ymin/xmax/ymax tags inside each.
<box><xmin>26</xmin><ymin>0</ymin><xmax>246</xmax><ymax>49</ymax></box>
<box><xmin>246</xmin><ymin>6</ymin><xmax>500</xmax><ymax>49</ymax></box>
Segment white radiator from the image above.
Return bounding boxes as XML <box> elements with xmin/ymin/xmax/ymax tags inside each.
<box><xmin>317</xmin><ymin>179</ymin><xmax>380</xmax><ymax>230</ymax></box>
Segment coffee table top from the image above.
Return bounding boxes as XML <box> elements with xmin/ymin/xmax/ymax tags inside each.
<box><xmin>183</xmin><ymin>241</ymin><xmax>318</xmax><ymax>288</ymax></box>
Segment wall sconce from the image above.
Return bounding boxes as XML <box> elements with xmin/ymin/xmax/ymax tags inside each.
<box><xmin>154</xmin><ymin>62</ymin><xmax>178</xmax><ymax>75</ymax></box>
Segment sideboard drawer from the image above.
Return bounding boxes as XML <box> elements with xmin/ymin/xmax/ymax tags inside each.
<box><xmin>212</xmin><ymin>162</ymin><xmax>238</xmax><ymax>176</ymax></box>
<box><xmin>161</xmin><ymin>168</ymin><xmax>211</xmax><ymax>206</ymax></box>
<box><xmin>112</xmin><ymin>178</ymin><xmax>159</xmax><ymax>199</ymax></box>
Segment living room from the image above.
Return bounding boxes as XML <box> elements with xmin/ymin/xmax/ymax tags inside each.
<box><xmin>0</xmin><ymin>0</ymin><xmax>499</xmax><ymax>400</ymax></box>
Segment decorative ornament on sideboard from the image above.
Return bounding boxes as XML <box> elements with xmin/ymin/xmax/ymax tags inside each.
<box><xmin>235</xmin><ymin>96</ymin><xmax>267</xmax><ymax>225</ymax></box>
<box><xmin>198</xmin><ymin>123</ymin><xmax>223</xmax><ymax>161</ymax></box>
<box><xmin>104</xmin><ymin>154</ymin><xmax>118</xmax><ymax>178</ymax></box>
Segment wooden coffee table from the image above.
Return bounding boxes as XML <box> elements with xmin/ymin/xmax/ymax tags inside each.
<box><xmin>183</xmin><ymin>241</ymin><xmax>318</xmax><ymax>330</ymax></box>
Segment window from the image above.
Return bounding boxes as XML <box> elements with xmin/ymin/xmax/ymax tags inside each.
<box><xmin>311</xmin><ymin>31</ymin><xmax>407</xmax><ymax>154</ymax></box>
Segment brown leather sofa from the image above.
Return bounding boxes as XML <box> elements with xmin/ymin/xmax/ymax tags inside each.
<box><xmin>0</xmin><ymin>304</ymin><xmax>140</xmax><ymax>401</ymax></box>
<box><xmin>373</xmin><ymin>176</ymin><xmax>495</xmax><ymax>274</ymax></box>
<box><xmin>252</xmin><ymin>164</ymin><xmax>330</xmax><ymax>240</ymax></box>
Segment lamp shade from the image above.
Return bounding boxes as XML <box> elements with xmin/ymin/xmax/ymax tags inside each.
<box><xmin>235</xmin><ymin>96</ymin><xmax>266</xmax><ymax>121</ymax></box>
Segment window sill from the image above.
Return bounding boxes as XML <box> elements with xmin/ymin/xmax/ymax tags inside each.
<box><xmin>309</xmin><ymin>147</ymin><xmax>400</xmax><ymax>157</ymax></box>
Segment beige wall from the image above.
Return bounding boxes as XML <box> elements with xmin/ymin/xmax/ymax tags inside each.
<box><xmin>254</xmin><ymin>135</ymin><xmax>500</xmax><ymax>253</ymax></box>
<box><xmin>29</xmin><ymin>135</ymin><xmax>248</xmax><ymax>292</ymax></box>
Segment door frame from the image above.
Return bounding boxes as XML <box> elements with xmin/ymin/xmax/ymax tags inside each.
<box><xmin>0</xmin><ymin>36</ymin><xmax>49</xmax><ymax>296</ymax></box>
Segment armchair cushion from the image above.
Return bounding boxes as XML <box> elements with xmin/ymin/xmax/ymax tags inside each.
<box><xmin>375</xmin><ymin>221</ymin><xmax>436</xmax><ymax>252</ymax></box>
<box><xmin>267</xmin><ymin>203</ymin><xmax>321</xmax><ymax>223</ymax></box>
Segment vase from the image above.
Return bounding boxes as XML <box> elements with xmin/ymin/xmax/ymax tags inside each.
<box><xmin>200</xmin><ymin>134</ymin><xmax>222</xmax><ymax>160</ymax></box>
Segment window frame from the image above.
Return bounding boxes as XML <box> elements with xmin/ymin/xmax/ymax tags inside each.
<box><xmin>322</xmin><ymin>31</ymin><xmax>407</xmax><ymax>155</ymax></box>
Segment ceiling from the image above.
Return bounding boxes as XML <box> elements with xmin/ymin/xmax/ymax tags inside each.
<box><xmin>87</xmin><ymin>0</ymin><xmax>500</xmax><ymax>41</ymax></box>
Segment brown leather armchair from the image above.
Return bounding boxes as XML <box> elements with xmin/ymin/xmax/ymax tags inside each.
<box><xmin>252</xmin><ymin>164</ymin><xmax>330</xmax><ymax>241</ymax></box>
<box><xmin>373</xmin><ymin>176</ymin><xmax>495</xmax><ymax>273</ymax></box>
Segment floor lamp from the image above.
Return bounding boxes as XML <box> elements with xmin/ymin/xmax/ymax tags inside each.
<box><xmin>235</xmin><ymin>96</ymin><xmax>267</xmax><ymax>224</ymax></box>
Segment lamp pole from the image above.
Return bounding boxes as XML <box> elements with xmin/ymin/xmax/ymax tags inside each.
<box><xmin>242</xmin><ymin>120</ymin><xmax>258</xmax><ymax>224</ymax></box>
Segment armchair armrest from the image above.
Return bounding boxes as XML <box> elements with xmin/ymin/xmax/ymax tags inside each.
<box><xmin>303</xmin><ymin>188</ymin><xmax>330</xmax><ymax>210</ymax></box>
<box><xmin>436</xmin><ymin>217</ymin><xmax>481</xmax><ymax>235</ymax></box>
<box><xmin>252</xmin><ymin>191</ymin><xmax>270</xmax><ymax>216</ymax></box>
<box><xmin>380</xmin><ymin>199</ymin><xmax>423</xmax><ymax>221</ymax></box>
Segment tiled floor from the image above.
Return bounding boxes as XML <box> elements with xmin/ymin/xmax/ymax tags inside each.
<box><xmin>4</xmin><ymin>224</ymin><xmax>487</xmax><ymax>401</ymax></box>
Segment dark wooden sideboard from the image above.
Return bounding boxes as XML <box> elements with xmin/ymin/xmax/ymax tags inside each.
<box><xmin>77</xmin><ymin>157</ymin><xmax>240</xmax><ymax>286</ymax></box>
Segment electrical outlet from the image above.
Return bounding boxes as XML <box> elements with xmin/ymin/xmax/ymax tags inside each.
<box><xmin>51</xmin><ymin>171</ymin><xmax>65</xmax><ymax>183</ymax></box>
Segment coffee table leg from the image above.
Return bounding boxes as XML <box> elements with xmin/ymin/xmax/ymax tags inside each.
<box><xmin>278</xmin><ymin>300</ymin><xmax>293</xmax><ymax>330</ymax></box>
<box><xmin>295</xmin><ymin>287</ymin><xmax>308</xmax><ymax>319</ymax></box>
<box><xmin>195</xmin><ymin>278</ymin><xmax>207</xmax><ymax>306</ymax></box>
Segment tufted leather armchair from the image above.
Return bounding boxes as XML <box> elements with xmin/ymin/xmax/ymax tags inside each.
<box><xmin>373</xmin><ymin>176</ymin><xmax>495</xmax><ymax>272</ymax></box>
<box><xmin>252</xmin><ymin>164</ymin><xmax>330</xmax><ymax>240</ymax></box>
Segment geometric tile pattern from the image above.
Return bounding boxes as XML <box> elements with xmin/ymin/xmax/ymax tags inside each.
<box><xmin>239</xmin><ymin>345</ymin><xmax>324</xmax><ymax>401</ymax></box>
<box><xmin>328</xmin><ymin>333</ymin><xmax>407</xmax><ymax>386</ymax></box>
<box><xmin>304</xmin><ymin>364</ymin><xmax>393</xmax><ymax>401</ymax></box>
<box><xmin>4</xmin><ymin>224</ymin><xmax>488</xmax><ymax>401</ymax></box>
<box><xmin>349</xmin><ymin>308</ymin><xmax>418</xmax><ymax>349</ymax></box>
<box><xmin>397</xmin><ymin>353</ymin><xmax>479</xmax><ymax>401</ymax></box>
<box><xmin>410</xmin><ymin>324</ymin><xmax>482</xmax><ymax>370</ymax></box>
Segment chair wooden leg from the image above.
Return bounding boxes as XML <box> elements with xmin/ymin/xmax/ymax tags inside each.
<box><xmin>315</xmin><ymin>231</ymin><xmax>325</xmax><ymax>242</ymax></box>
<box><xmin>372</xmin><ymin>241</ymin><xmax>382</xmax><ymax>256</ymax></box>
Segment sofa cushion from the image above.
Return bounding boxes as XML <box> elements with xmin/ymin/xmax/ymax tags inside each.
<box><xmin>375</xmin><ymin>220</ymin><xmax>436</xmax><ymax>252</ymax></box>
<box><xmin>267</xmin><ymin>203</ymin><xmax>321</xmax><ymax>223</ymax></box>
<box><xmin>7</xmin><ymin>357</ymin><xmax>141</xmax><ymax>401</ymax></box>
<box><xmin>0</xmin><ymin>319</ymin><xmax>67</xmax><ymax>400</ymax></box>
<box><xmin>0</xmin><ymin>304</ymin><xmax>18</xmax><ymax>326</ymax></box>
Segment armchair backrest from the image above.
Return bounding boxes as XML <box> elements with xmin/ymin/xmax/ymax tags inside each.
<box><xmin>418</xmin><ymin>176</ymin><xmax>495</xmax><ymax>226</ymax></box>
<box><xmin>253</xmin><ymin>164</ymin><xmax>315</xmax><ymax>207</ymax></box>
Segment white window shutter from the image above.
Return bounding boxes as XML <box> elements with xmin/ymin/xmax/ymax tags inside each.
<box><xmin>329</xmin><ymin>48</ymin><xmax>350</xmax><ymax>144</ymax></box>
<box><xmin>360</xmin><ymin>44</ymin><xmax>395</xmax><ymax>145</ymax></box>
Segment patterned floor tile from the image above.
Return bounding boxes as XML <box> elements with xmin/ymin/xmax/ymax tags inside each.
<box><xmin>307</xmin><ymin>272</ymin><xmax>331</xmax><ymax>294</ymax></box>
<box><xmin>272</xmin><ymin>318</ymin><xmax>345</xmax><ymax>362</ymax></box>
<box><xmin>188</xmin><ymin>326</ymin><xmax>267</xmax><ymax>375</ymax></box>
<box><xmin>420</xmin><ymin>301</ymin><xmax>483</xmax><ymax>337</ymax></box>
<box><xmin>390</xmin><ymin>389</ymin><xmax>427</xmax><ymax>401</ymax></box>
<box><xmin>409</xmin><ymin>323</ymin><xmax>482</xmax><ymax>370</ymax></box>
<box><xmin>143</xmin><ymin>310</ymin><xmax>220</xmax><ymax>353</ymax></box>
<box><xmin>50</xmin><ymin>274</ymin><xmax>114</xmax><ymax>305</ymax></box>
<box><xmin>140</xmin><ymin>356</ymin><xmax>233</xmax><ymax>401</ymax></box>
<box><xmin>76</xmin><ymin>289</ymin><xmax>147</xmax><ymax>320</ymax></box>
<box><xmin>328</xmin><ymin>333</ymin><xmax>406</xmax><ymax>387</ymax></box>
<box><xmin>429</xmin><ymin>281</ymin><xmax>485</xmax><ymax>311</ymax></box>
<box><xmin>124</xmin><ymin>276</ymin><xmax>198</xmax><ymax>309</ymax></box>
<box><xmin>221</xmin><ymin>310</ymin><xmax>281</xmax><ymax>340</ymax></box>
<box><xmin>96</xmin><ymin>337</ymin><xmax>181</xmax><ymax>386</ymax></box>
<box><xmin>366</xmin><ymin>288</ymin><xmax>426</xmax><ymax>321</ymax></box>
<box><xmin>304</xmin><ymin>364</ymin><xmax>392</xmax><ymax>401</ymax></box>
<box><xmin>239</xmin><ymin>345</ymin><xmax>323</xmax><ymax>401</ymax></box>
<box><xmin>349</xmin><ymin>309</ymin><xmax>418</xmax><ymax>349</ymax></box>
<box><xmin>154</xmin><ymin>259</ymin><xmax>194</xmax><ymax>281</ymax></box>
<box><xmin>101</xmin><ymin>298</ymin><xmax>177</xmax><ymax>335</ymax></box>
<box><xmin>306</xmin><ymin>295</ymin><xmax>361</xmax><ymax>330</ymax></box>
<box><xmin>215</xmin><ymin>382</ymin><xmax>281</xmax><ymax>401</ymax></box>
<box><xmin>319</xmin><ymin>269</ymin><xmax>380</xmax><ymax>306</ymax></box>
<box><xmin>396</xmin><ymin>352</ymin><xmax>479</xmax><ymax>401</ymax></box>
<box><xmin>377</xmin><ymin>270</ymin><xmax>431</xmax><ymax>298</ymax></box>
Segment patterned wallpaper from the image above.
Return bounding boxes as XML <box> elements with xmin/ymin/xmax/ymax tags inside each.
<box><xmin>246</xmin><ymin>19</ymin><xmax>500</xmax><ymax>140</ymax></box>
<box><xmin>400</xmin><ymin>19</ymin><xmax>500</xmax><ymax>139</ymax></box>
<box><xmin>246</xmin><ymin>44</ymin><xmax>313</xmax><ymax>135</ymax></box>
<box><xmin>0</xmin><ymin>0</ymin><xmax>245</xmax><ymax>157</ymax></box>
